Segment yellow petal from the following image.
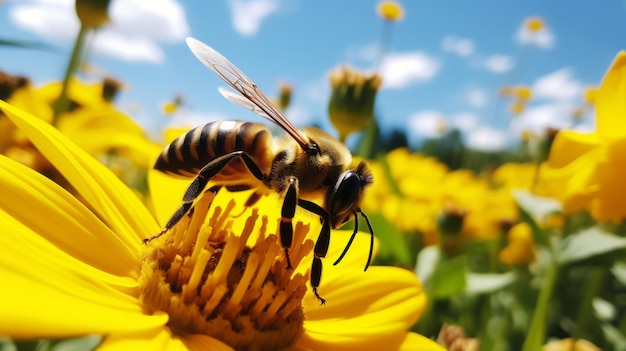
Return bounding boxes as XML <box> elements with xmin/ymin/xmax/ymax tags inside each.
<box><xmin>0</xmin><ymin>155</ymin><xmax>138</xmax><ymax>275</ymax></box>
<box><xmin>588</xmin><ymin>137</ymin><xmax>626</xmax><ymax>222</ymax></box>
<box><xmin>297</xmin><ymin>330</ymin><xmax>441</xmax><ymax>351</ymax></box>
<box><xmin>400</xmin><ymin>332</ymin><xmax>447</xmax><ymax>351</ymax></box>
<box><xmin>0</xmin><ymin>209</ymin><xmax>167</xmax><ymax>339</ymax></box>
<box><xmin>148</xmin><ymin>169</ymin><xmax>192</xmax><ymax>227</ymax></box>
<box><xmin>596</xmin><ymin>51</ymin><xmax>626</xmax><ymax>138</ymax></box>
<box><xmin>99</xmin><ymin>329</ymin><xmax>234</xmax><ymax>351</ymax></box>
<box><xmin>546</xmin><ymin>130</ymin><xmax>602</xmax><ymax>168</ymax></box>
<box><xmin>304</xmin><ymin>266</ymin><xmax>425</xmax><ymax>335</ymax></box>
<box><xmin>0</xmin><ymin>100</ymin><xmax>159</xmax><ymax>247</ymax></box>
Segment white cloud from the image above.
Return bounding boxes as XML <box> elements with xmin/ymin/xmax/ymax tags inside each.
<box><xmin>10</xmin><ymin>0</ymin><xmax>78</xmax><ymax>40</ymax></box>
<box><xmin>451</xmin><ymin>112</ymin><xmax>479</xmax><ymax>133</ymax></box>
<box><xmin>228</xmin><ymin>0</ymin><xmax>279</xmax><ymax>37</ymax></box>
<box><xmin>9</xmin><ymin>0</ymin><xmax>189</xmax><ymax>64</ymax></box>
<box><xmin>109</xmin><ymin>0</ymin><xmax>188</xmax><ymax>41</ymax></box>
<box><xmin>408</xmin><ymin>110</ymin><xmax>447</xmax><ymax>138</ymax></box>
<box><xmin>284</xmin><ymin>104</ymin><xmax>313</xmax><ymax>127</ymax></box>
<box><xmin>344</xmin><ymin>42</ymin><xmax>381</xmax><ymax>64</ymax></box>
<box><xmin>91</xmin><ymin>31</ymin><xmax>164</xmax><ymax>63</ymax></box>
<box><xmin>484</xmin><ymin>54</ymin><xmax>515</xmax><ymax>73</ymax></box>
<box><xmin>466</xmin><ymin>127</ymin><xmax>509</xmax><ymax>151</ymax></box>
<box><xmin>441</xmin><ymin>35</ymin><xmax>475</xmax><ymax>57</ymax></box>
<box><xmin>509</xmin><ymin>102</ymin><xmax>577</xmax><ymax>135</ymax></box>
<box><xmin>467</xmin><ymin>88</ymin><xmax>489</xmax><ymax>108</ymax></box>
<box><xmin>167</xmin><ymin>109</ymin><xmax>229</xmax><ymax>130</ymax></box>
<box><xmin>379</xmin><ymin>51</ymin><xmax>440</xmax><ymax>89</ymax></box>
<box><xmin>516</xmin><ymin>22</ymin><xmax>555</xmax><ymax>49</ymax></box>
<box><xmin>532</xmin><ymin>68</ymin><xmax>584</xmax><ymax>101</ymax></box>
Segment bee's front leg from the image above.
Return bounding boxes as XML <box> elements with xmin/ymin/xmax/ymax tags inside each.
<box><xmin>278</xmin><ymin>176</ymin><xmax>299</xmax><ymax>269</ymax></box>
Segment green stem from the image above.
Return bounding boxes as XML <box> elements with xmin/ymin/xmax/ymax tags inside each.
<box><xmin>355</xmin><ymin>118</ymin><xmax>378</xmax><ymax>159</ymax></box>
<box><xmin>52</xmin><ymin>25</ymin><xmax>89</xmax><ymax>125</ymax></box>
<box><xmin>572</xmin><ymin>267</ymin><xmax>606</xmax><ymax>341</ymax></box>
<box><xmin>522</xmin><ymin>263</ymin><xmax>558</xmax><ymax>351</ymax></box>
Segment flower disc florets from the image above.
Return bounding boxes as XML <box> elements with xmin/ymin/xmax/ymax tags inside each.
<box><xmin>139</xmin><ymin>191</ymin><xmax>314</xmax><ymax>350</ymax></box>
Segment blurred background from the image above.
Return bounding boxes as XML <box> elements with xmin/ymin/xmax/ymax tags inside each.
<box><xmin>2</xmin><ymin>0</ymin><xmax>625</xmax><ymax>149</ymax></box>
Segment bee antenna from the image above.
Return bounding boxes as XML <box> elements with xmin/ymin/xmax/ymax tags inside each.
<box><xmin>360</xmin><ymin>210</ymin><xmax>374</xmax><ymax>271</ymax></box>
<box><xmin>333</xmin><ymin>209</ymin><xmax>375</xmax><ymax>272</ymax></box>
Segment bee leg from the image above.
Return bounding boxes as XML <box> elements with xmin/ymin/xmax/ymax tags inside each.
<box><xmin>310</xmin><ymin>219</ymin><xmax>331</xmax><ymax>305</ymax></box>
<box><xmin>145</xmin><ymin>151</ymin><xmax>265</xmax><ymax>243</ymax></box>
<box><xmin>279</xmin><ymin>177</ymin><xmax>299</xmax><ymax>269</ymax></box>
<box><xmin>297</xmin><ymin>199</ymin><xmax>331</xmax><ymax>305</ymax></box>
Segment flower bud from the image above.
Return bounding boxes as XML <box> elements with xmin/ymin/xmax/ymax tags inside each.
<box><xmin>75</xmin><ymin>0</ymin><xmax>111</xmax><ymax>28</ymax></box>
<box><xmin>328</xmin><ymin>66</ymin><xmax>382</xmax><ymax>141</ymax></box>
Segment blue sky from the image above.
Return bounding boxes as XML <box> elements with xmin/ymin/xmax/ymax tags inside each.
<box><xmin>1</xmin><ymin>0</ymin><xmax>625</xmax><ymax>150</ymax></box>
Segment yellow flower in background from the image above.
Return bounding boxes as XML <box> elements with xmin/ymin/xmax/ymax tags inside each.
<box><xmin>524</xmin><ymin>17</ymin><xmax>545</xmax><ymax>32</ymax></box>
<box><xmin>0</xmin><ymin>101</ymin><xmax>444</xmax><ymax>351</ymax></box>
<box><xmin>328</xmin><ymin>65</ymin><xmax>382</xmax><ymax>142</ymax></box>
<box><xmin>492</xmin><ymin>162</ymin><xmax>536</xmax><ymax>190</ymax></box>
<box><xmin>583</xmin><ymin>86</ymin><xmax>598</xmax><ymax>105</ymax></box>
<box><xmin>499</xmin><ymin>222</ymin><xmax>536</xmax><ymax>265</ymax></box>
<box><xmin>362</xmin><ymin>148</ymin><xmax>520</xmax><ymax>245</ymax></box>
<box><xmin>542</xmin><ymin>338</ymin><xmax>601</xmax><ymax>351</ymax></box>
<box><xmin>540</xmin><ymin>51</ymin><xmax>626</xmax><ymax>222</ymax></box>
<box><xmin>162</xmin><ymin>95</ymin><xmax>184</xmax><ymax>116</ymax></box>
<box><xmin>277</xmin><ymin>82</ymin><xmax>293</xmax><ymax>111</ymax></box>
<box><xmin>377</xmin><ymin>1</ymin><xmax>405</xmax><ymax>22</ymax></box>
<box><xmin>2</xmin><ymin>75</ymin><xmax>161</xmax><ymax>194</ymax></box>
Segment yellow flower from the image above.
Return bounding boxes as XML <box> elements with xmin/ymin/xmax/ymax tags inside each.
<box><xmin>328</xmin><ymin>66</ymin><xmax>382</xmax><ymax>142</ymax></box>
<box><xmin>162</xmin><ymin>95</ymin><xmax>184</xmax><ymax>115</ymax></box>
<box><xmin>515</xmin><ymin>86</ymin><xmax>533</xmax><ymax>101</ymax></box>
<box><xmin>278</xmin><ymin>82</ymin><xmax>293</xmax><ymax>111</ymax></box>
<box><xmin>524</xmin><ymin>17</ymin><xmax>545</xmax><ymax>32</ymax></box>
<box><xmin>0</xmin><ymin>100</ymin><xmax>444</xmax><ymax>351</ymax></box>
<box><xmin>542</xmin><ymin>338</ymin><xmax>601</xmax><ymax>351</ymax></box>
<box><xmin>499</xmin><ymin>222</ymin><xmax>536</xmax><ymax>265</ymax></box>
<box><xmin>509</xmin><ymin>100</ymin><xmax>526</xmax><ymax>115</ymax></box>
<box><xmin>2</xmin><ymin>76</ymin><xmax>160</xmax><ymax>193</ymax></box>
<box><xmin>377</xmin><ymin>1</ymin><xmax>405</xmax><ymax>22</ymax></box>
<box><xmin>583</xmin><ymin>86</ymin><xmax>598</xmax><ymax>105</ymax></box>
<box><xmin>539</xmin><ymin>51</ymin><xmax>626</xmax><ymax>222</ymax></box>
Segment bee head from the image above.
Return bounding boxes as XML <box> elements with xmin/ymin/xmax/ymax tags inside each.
<box><xmin>327</xmin><ymin>161</ymin><xmax>373</xmax><ymax>229</ymax></box>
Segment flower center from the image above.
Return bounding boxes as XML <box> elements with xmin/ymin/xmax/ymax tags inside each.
<box><xmin>139</xmin><ymin>191</ymin><xmax>313</xmax><ymax>350</ymax></box>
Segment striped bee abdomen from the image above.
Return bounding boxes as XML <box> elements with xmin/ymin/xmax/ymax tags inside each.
<box><xmin>154</xmin><ymin>120</ymin><xmax>272</xmax><ymax>178</ymax></box>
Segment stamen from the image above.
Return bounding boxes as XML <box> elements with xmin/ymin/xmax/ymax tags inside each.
<box><xmin>139</xmin><ymin>192</ymin><xmax>311</xmax><ymax>350</ymax></box>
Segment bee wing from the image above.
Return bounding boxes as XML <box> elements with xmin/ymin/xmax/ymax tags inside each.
<box><xmin>186</xmin><ymin>37</ymin><xmax>310</xmax><ymax>149</ymax></box>
<box><xmin>217</xmin><ymin>86</ymin><xmax>271</xmax><ymax>119</ymax></box>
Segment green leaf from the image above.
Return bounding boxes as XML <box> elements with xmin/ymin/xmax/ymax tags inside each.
<box><xmin>557</xmin><ymin>226</ymin><xmax>626</xmax><ymax>265</ymax></box>
<box><xmin>415</xmin><ymin>245</ymin><xmax>440</xmax><ymax>283</ymax></box>
<box><xmin>427</xmin><ymin>254</ymin><xmax>467</xmax><ymax>299</ymax></box>
<box><xmin>513</xmin><ymin>191</ymin><xmax>558</xmax><ymax>249</ymax></box>
<box><xmin>368</xmin><ymin>213</ymin><xmax>412</xmax><ymax>267</ymax></box>
<box><xmin>466</xmin><ymin>271</ymin><xmax>516</xmax><ymax>294</ymax></box>
<box><xmin>513</xmin><ymin>190</ymin><xmax>562</xmax><ymax>219</ymax></box>
<box><xmin>50</xmin><ymin>336</ymin><xmax>101</xmax><ymax>351</ymax></box>
<box><xmin>0</xmin><ymin>38</ymin><xmax>59</xmax><ymax>53</ymax></box>
<box><xmin>601</xmin><ymin>323</ymin><xmax>626</xmax><ymax>351</ymax></box>
<box><xmin>611</xmin><ymin>261</ymin><xmax>626</xmax><ymax>286</ymax></box>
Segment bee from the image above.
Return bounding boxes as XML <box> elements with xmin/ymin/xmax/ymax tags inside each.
<box><xmin>145</xmin><ymin>37</ymin><xmax>374</xmax><ymax>304</ymax></box>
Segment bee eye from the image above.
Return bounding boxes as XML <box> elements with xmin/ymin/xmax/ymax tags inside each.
<box><xmin>331</xmin><ymin>171</ymin><xmax>361</xmax><ymax>216</ymax></box>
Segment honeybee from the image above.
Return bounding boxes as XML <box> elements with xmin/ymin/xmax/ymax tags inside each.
<box><xmin>145</xmin><ymin>37</ymin><xmax>374</xmax><ymax>304</ymax></box>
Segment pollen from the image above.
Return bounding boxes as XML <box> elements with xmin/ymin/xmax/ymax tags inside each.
<box><xmin>139</xmin><ymin>191</ymin><xmax>313</xmax><ymax>350</ymax></box>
